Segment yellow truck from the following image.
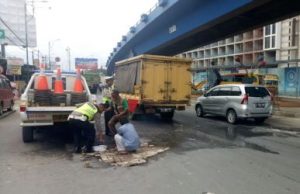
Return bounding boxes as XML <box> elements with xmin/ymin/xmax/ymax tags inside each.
<box><xmin>264</xmin><ymin>74</ymin><xmax>279</xmax><ymax>96</ymax></box>
<box><xmin>220</xmin><ymin>73</ymin><xmax>278</xmax><ymax>96</ymax></box>
<box><xmin>114</xmin><ymin>54</ymin><xmax>192</xmax><ymax>120</ymax></box>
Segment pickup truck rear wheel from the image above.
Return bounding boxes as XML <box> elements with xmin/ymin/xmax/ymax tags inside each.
<box><xmin>0</xmin><ymin>103</ymin><xmax>3</xmax><ymax>115</ymax></box>
<box><xmin>8</xmin><ymin>100</ymin><xmax>14</xmax><ymax>111</ymax></box>
<box><xmin>22</xmin><ymin>127</ymin><xmax>34</xmax><ymax>143</ymax></box>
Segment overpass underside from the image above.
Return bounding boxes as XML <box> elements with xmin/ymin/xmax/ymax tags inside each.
<box><xmin>107</xmin><ymin>0</ymin><xmax>300</xmax><ymax>74</ymax></box>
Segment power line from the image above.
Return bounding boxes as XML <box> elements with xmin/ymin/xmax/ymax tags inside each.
<box><xmin>5</xmin><ymin>36</ymin><xmax>21</xmax><ymax>47</ymax></box>
<box><xmin>0</xmin><ymin>16</ymin><xmax>25</xmax><ymax>45</ymax></box>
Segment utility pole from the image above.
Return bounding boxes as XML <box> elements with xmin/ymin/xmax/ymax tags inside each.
<box><xmin>24</xmin><ymin>3</ymin><xmax>29</xmax><ymax>65</ymax></box>
<box><xmin>66</xmin><ymin>47</ymin><xmax>71</xmax><ymax>71</ymax></box>
<box><xmin>37</xmin><ymin>50</ymin><xmax>40</xmax><ymax>66</ymax></box>
<box><xmin>0</xmin><ymin>44</ymin><xmax>6</xmax><ymax>58</ymax></box>
<box><xmin>48</xmin><ymin>41</ymin><xmax>51</xmax><ymax>70</ymax></box>
<box><xmin>32</xmin><ymin>50</ymin><xmax>34</xmax><ymax>65</ymax></box>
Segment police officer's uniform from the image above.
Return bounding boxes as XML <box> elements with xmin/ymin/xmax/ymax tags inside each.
<box><xmin>68</xmin><ymin>103</ymin><xmax>98</xmax><ymax>153</ymax></box>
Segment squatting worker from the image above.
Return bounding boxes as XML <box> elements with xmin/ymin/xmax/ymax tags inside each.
<box><xmin>114</xmin><ymin>118</ymin><xmax>140</xmax><ymax>153</ymax></box>
<box><xmin>68</xmin><ymin>102</ymin><xmax>101</xmax><ymax>153</ymax></box>
<box><xmin>107</xmin><ymin>89</ymin><xmax>129</xmax><ymax>134</ymax></box>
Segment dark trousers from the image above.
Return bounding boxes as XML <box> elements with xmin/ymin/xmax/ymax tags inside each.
<box><xmin>104</xmin><ymin>109</ymin><xmax>115</xmax><ymax>136</ymax></box>
<box><xmin>69</xmin><ymin>119</ymin><xmax>95</xmax><ymax>150</ymax></box>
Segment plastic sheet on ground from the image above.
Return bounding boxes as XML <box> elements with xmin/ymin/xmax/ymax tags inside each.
<box><xmin>84</xmin><ymin>143</ymin><xmax>169</xmax><ymax>167</ymax></box>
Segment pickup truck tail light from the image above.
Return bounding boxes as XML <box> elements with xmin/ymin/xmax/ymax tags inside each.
<box><xmin>20</xmin><ymin>105</ymin><xmax>26</xmax><ymax>112</ymax></box>
<box><xmin>20</xmin><ymin>101</ymin><xmax>27</xmax><ymax>112</ymax></box>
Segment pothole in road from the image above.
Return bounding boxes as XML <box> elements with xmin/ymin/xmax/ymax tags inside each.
<box><xmin>169</xmin><ymin>120</ymin><xmax>284</xmax><ymax>155</ymax></box>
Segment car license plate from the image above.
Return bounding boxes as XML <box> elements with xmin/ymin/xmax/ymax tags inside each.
<box><xmin>256</xmin><ymin>103</ymin><xmax>265</xmax><ymax>108</ymax></box>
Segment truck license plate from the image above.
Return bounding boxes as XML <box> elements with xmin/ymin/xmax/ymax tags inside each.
<box><xmin>27</xmin><ymin>113</ymin><xmax>52</xmax><ymax>120</ymax></box>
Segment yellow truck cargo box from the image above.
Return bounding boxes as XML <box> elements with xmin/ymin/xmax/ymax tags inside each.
<box><xmin>115</xmin><ymin>55</ymin><xmax>192</xmax><ymax>119</ymax></box>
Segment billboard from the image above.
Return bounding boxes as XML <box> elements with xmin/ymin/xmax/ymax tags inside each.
<box><xmin>75</xmin><ymin>58</ymin><xmax>98</xmax><ymax>70</ymax></box>
<box><xmin>0</xmin><ymin>0</ymin><xmax>37</xmax><ymax>47</ymax></box>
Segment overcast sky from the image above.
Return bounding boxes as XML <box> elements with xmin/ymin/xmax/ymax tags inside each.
<box><xmin>7</xmin><ymin>0</ymin><xmax>157</xmax><ymax>70</ymax></box>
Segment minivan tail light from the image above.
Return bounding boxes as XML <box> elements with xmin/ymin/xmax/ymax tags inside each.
<box><xmin>241</xmin><ymin>94</ymin><xmax>249</xmax><ymax>104</ymax></box>
<box><xmin>20</xmin><ymin>106</ymin><xmax>26</xmax><ymax>112</ymax></box>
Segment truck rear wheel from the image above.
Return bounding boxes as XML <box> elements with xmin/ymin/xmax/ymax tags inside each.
<box><xmin>160</xmin><ymin>111</ymin><xmax>174</xmax><ymax>121</ymax></box>
<box><xmin>129</xmin><ymin>112</ymin><xmax>137</xmax><ymax>120</ymax></box>
<box><xmin>0</xmin><ymin>103</ymin><xmax>3</xmax><ymax>115</ymax></box>
<box><xmin>22</xmin><ymin>127</ymin><xmax>34</xmax><ymax>143</ymax></box>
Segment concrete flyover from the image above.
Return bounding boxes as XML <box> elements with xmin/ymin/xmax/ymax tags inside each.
<box><xmin>107</xmin><ymin>0</ymin><xmax>300</xmax><ymax>74</ymax></box>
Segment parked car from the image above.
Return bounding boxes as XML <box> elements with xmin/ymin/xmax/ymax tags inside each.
<box><xmin>195</xmin><ymin>84</ymin><xmax>273</xmax><ymax>124</ymax></box>
<box><xmin>0</xmin><ymin>75</ymin><xmax>15</xmax><ymax>115</ymax></box>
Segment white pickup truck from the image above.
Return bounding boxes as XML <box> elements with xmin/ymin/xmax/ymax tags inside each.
<box><xmin>20</xmin><ymin>71</ymin><xmax>95</xmax><ymax>142</ymax></box>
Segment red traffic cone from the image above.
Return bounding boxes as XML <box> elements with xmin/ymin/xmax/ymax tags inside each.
<box><xmin>73</xmin><ymin>68</ymin><xmax>83</xmax><ymax>93</ymax></box>
<box><xmin>54</xmin><ymin>68</ymin><xmax>64</xmax><ymax>94</ymax></box>
<box><xmin>36</xmin><ymin>64</ymin><xmax>49</xmax><ymax>90</ymax></box>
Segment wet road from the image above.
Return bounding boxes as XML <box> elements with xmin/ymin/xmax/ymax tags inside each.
<box><xmin>0</xmin><ymin>108</ymin><xmax>299</xmax><ymax>194</ymax></box>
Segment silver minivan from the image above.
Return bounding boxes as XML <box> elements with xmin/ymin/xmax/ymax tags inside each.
<box><xmin>195</xmin><ymin>84</ymin><xmax>273</xmax><ymax>124</ymax></box>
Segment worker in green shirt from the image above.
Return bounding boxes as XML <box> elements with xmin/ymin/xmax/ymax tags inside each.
<box><xmin>106</xmin><ymin>89</ymin><xmax>129</xmax><ymax>135</ymax></box>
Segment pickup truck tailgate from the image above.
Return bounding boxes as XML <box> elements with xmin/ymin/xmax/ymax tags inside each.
<box><xmin>24</xmin><ymin>106</ymin><xmax>76</xmax><ymax>123</ymax></box>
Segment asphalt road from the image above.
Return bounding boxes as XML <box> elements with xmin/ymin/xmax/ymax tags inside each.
<box><xmin>0</xmin><ymin>108</ymin><xmax>299</xmax><ymax>194</ymax></box>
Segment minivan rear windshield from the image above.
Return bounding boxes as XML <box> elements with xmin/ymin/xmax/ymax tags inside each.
<box><xmin>245</xmin><ymin>87</ymin><xmax>270</xmax><ymax>97</ymax></box>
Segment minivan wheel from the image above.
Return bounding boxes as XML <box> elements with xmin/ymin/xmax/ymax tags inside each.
<box><xmin>196</xmin><ymin>105</ymin><xmax>204</xmax><ymax>117</ymax></box>
<box><xmin>226</xmin><ymin>109</ymin><xmax>237</xmax><ymax>124</ymax></box>
<box><xmin>22</xmin><ymin>127</ymin><xmax>34</xmax><ymax>143</ymax></box>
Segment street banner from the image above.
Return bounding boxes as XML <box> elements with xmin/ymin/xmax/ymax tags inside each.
<box><xmin>285</xmin><ymin>67</ymin><xmax>299</xmax><ymax>88</ymax></box>
<box><xmin>75</xmin><ymin>58</ymin><xmax>98</xmax><ymax>70</ymax></box>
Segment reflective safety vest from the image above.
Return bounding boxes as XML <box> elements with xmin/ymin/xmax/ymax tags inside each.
<box><xmin>102</xmin><ymin>96</ymin><xmax>111</xmax><ymax>103</ymax></box>
<box><xmin>74</xmin><ymin>103</ymin><xmax>98</xmax><ymax>121</ymax></box>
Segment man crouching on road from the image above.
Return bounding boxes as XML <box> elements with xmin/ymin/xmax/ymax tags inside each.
<box><xmin>107</xmin><ymin>89</ymin><xmax>129</xmax><ymax>134</ymax></box>
<box><xmin>114</xmin><ymin>117</ymin><xmax>140</xmax><ymax>154</ymax></box>
<box><xmin>68</xmin><ymin>102</ymin><xmax>102</xmax><ymax>153</ymax></box>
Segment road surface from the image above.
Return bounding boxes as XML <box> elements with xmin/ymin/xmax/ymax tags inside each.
<box><xmin>0</xmin><ymin>108</ymin><xmax>299</xmax><ymax>194</ymax></box>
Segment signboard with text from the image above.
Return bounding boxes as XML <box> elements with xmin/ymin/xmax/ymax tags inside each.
<box><xmin>6</xmin><ymin>58</ymin><xmax>23</xmax><ymax>75</ymax></box>
<box><xmin>75</xmin><ymin>58</ymin><xmax>98</xmax><ymax>70</ymax></box>
<box><xmin>6</xmin><ymin>65</ymin><xmax>22</xmax><ymax>75</ymax></box>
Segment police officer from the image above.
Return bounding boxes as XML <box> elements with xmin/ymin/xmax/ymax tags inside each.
<box><xmin>68</xmin><ymin>102</ymin><xmax>100</xmax><ymax>153</ymax></box>
<box><xmin>101</xmin><ymin>76</ymin><xmax>114</xmax><ymax>105</ymax></box>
